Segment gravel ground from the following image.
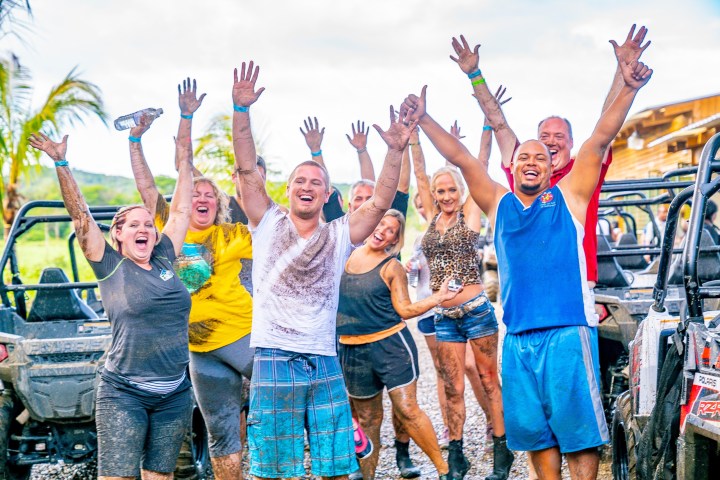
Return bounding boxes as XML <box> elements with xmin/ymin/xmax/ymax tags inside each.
<box><xmin>30</xmin><ymin>302</ymin><xmax>612</xmax><ymax>479</ymax></box>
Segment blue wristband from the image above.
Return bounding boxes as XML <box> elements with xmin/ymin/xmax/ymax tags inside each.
<box><xmin>54</xmin><ymin>160</ymin><xmax>69</xmax><ymax>167</ymax></box>
<box><xmin>311</xmin><ymin>150</ymin><xmax>322</xmax><ymax>157</ymax></box>
<box><xmin>129</xmin><ymin>136</ymin><xmax>142</xmax><ymax>143</ymax></box>
<box><xmin>180</xmin><ymin>113</ymin><xmax>193</xmax><ymax>119</ymax></box>
<box><xmin>483</xmin><ymin>125</ymin><xmax>493</xmax><ymax>131</ymax></box>
<box><xmin>233</xmin><ymin>104</ymin><xmax>249</xmax><ymax>113</ymax></box>
<box><xmin>467</xmin><ymin>69</ymin><xmax>483</xmax><ymax>79</ymax></box>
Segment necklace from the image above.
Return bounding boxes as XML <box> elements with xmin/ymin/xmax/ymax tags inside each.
<box><xmin>437</xmin><ymin>212</ymin><xmax>457</xmax><ymax>242</ymax></box>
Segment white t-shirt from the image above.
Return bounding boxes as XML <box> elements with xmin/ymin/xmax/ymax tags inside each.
<box><xmin>250</xmin><ymin>204</ymin><xmax>355</xmax><ymax>356</ymax></box>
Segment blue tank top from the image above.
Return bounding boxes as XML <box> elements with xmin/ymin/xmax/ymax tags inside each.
<box><xmin>494</xmin><ymin>186</ymin><xmax>596</xmax><ymax>334</ymax></box>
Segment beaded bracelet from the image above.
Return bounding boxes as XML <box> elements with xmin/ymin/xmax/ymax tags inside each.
<box><xmin>180</xmin><ymin>113</ymin><xmax>193</xmax><ymax>119</ymax></box>
<box><xmin>233</xmin><ymin>105</ymin><xmax>249</xmax><ymax>113</ymax></box>
<box><xmin>129</xmin><ymin>136</ymin><xmax>142</xmax><ymax>143</ymax></box>
<box><xmin>54</xmin><ymin>160</ymin><xmax>69</xmax><ymax>167</ymax></box>
<box><xmin>467</xmin><ymin>70</ymin><xmax>483</xmax><ymax>79</ymax></box>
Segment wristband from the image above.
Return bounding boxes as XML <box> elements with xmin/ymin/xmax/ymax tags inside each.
<box><xmin>129</xmin><ymin>136</ymin><xmax>142</xmax><ymax>143</ymax></box>
<box><xmin>467</xmin><ymin>69</ymin><xmax>483</xmax><ymax>79</ymax></box>
<box><xmin>471</xmin><ymin>77</ymin><xmax>486</xmax><ymax>86</ymax></box>
<box><xmin>356</xmin><ymin>147</ymin><xmax>367</xmax><ymax>154</ymax></box>
<box><xmin>409</xmin><ymin>142</ymin><xmax>420</xmax><ymax>146</ymax></box>
<box><xmin>180</xmin><ymin>113</ymin><xmax>193</xmax><ymax>119</ymax></box>
<box><xmin>483</xmin><ymin>125</ymin><xmax>493</xmax><ymax>131</ymax></box>
<box><xmin>233</xmin><ymin>104</ymin><xmax>249</xmax><ymax>113</ymax></box>
<box><xmin>54</xmin><ymin>160</ymin><xmax>69</xmax><ymax>167</ymax></box>
<box><xmin>311</xmin><ymin>150</ymin><xmax>322</xmax><ymax>157</ymax></box>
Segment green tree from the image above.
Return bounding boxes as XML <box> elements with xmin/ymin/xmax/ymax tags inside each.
<box><xmin>194</xmin><ymin>112</ymin><xmax>287</xmax><ymax>206</ymax></box>
<box><xmin>0</xmin><ymin>57</ymin><xmax>108</xmax><ymax>235</ymax></box>
<box><xmin>0</xmin><ymin>0</ymin><xmax>31</xmax><ymax>39</ymax></box>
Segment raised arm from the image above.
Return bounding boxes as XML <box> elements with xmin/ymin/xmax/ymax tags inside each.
<box><xmin>231</xmin><ymin>61</ymin><xmax>271</xmax><ymax>227</ymax></box>
<box><xmin>603</xmin><ymin>25</ymin><xmax>650</xmax><ymax>114</ymax></box>
<box><xmin>478</xmin><ymin>85</ymin><xmax>512</xmax><ymax>170</ymax></box>
<box><xmin>29</xmin><ymin>134</ymin><xmax>105</xmax><ymax>262</ymax></box>
<box><xmin>450</xmin><ymin>35</ymin><xmax>518</xmax><ymax>168</ymax></box>
<box><xmin>408</xmin><ymin>127</ymin><xmax>434</xmax><ymax>221</ymax></box>
<box><xmin>385</xmin><ymin>261</ymin><xmax>459</xmax><ymax>319</ymax></box>
<box><xmin>346</xmin><ymin>120</ymin><xmax>375</xmax><ymax>181</ymax></box>
<box><xmin>161</xmin><ymin>137</ymin><xmax>193</xmax><ymax>254</ymax></box>
<box><xmin>402</xmin><ymin>86</ymin><xmax>506</xmax><ymax>217</ymax></box>
<box><xmin>127</xmin><ymin>115</ymin><xmax>161</xmax><ymax>215</ymax></box>
<box><xmin>175</xmin><ymin>77</ymin><xmax>207</xmax><ymax>175</ymax></box>
<box><xmin>348</xmin><ymin>107</ymin><xmax>416</xmax><ymax>245</ymax></box>
<box><xmin>300</xmin><ymin>116</ymin><xmax>326</xmax><ymax>166</ymax></box>
<box><xmin>564</xmin><ymin>59</ymin><xmax>652</xmax><ymax>214</ymax></box>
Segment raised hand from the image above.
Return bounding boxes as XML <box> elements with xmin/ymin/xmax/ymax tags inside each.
<box><xmin>178</xmin><ymin>77</ymin><xmax>207</xmax><ymax>115</ymax></box>
<box><xmin>29</xmin><ymin>133</ymin><xmax>68</xmax><ymax>162</ymax></box>
<box><xmin>232</xmin><ymin>61</ymin><xmax>265</xmax><ymax>108</ymax></box>
<box><xmin>450</xmin><ymin>35</ymin><xmax>481</xmax><ymax>75</ymax></box>
<box><xmin>299</xmin><ymin>116</ymin><xmax>325</xmax><ymax>152</ymax></box>
<box><xmin>401</xmin><ymin>85</ymin><xmax>428</xmax><ymax>123</ymax></box>
<box><xmin>450</xmin><ymin>120</ymin><xmax>465</xmax><ymax>140</ymax></box>
<box><xmin>610</xmin><ymin>24</ymin><xmax>651</xmax><ymax>65</ymax></box>
<box><xmin>495</xmin><ymin>85</ymin><xmax>512</xmax><ymax>106</ymax></box>
<box><xmin>373</xmin><ymin>106</ymin><xmax>418</xmax><ymax>152</ymax></box>
<box><xmin>346</xmin><ymin>120</ymin><xmax>369</xmax><ymax>150</ymax></box>
<box><xmin>620</xmin><ymin>60</ymin><xmax>653</xmax><ymax>90</ymax></box>
<box><xmin>129</xmin><ymin>113</ymin><xmax>155</xmax><ymax>138</ymax></box>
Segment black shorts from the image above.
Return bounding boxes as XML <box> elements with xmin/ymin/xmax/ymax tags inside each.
<box><xmin>339</xmin><ymin>326</ymin><xmax>419</xmax><ymax>399</ymax></box>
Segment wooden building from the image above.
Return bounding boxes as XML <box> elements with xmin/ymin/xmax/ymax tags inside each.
<box><xmin>609</xmin><ymin>93</ymin><xmax>720</xmax><ymax>180</ymax></box>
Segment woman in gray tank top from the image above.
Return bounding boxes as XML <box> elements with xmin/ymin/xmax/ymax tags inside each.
<box><xmin>29</xmin><ymin>85</ymin><xmax>195</xmax><ymax>480</ymax></box>
<box><xmin>337</xmin><ymin>210</ymin><xmax>460</xmax><ymax>480</ymax></box>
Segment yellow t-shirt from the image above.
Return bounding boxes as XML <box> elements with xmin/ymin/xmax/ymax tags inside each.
<box><xmin>156</xmin><ymin>197</ymin><xmax>253</xmax><ymax>352</ymax></box>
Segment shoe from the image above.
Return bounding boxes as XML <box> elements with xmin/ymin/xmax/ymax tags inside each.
<box><xmin>395</xmin><ymin>439</ymin><xmax>422</xmax><ymax>478</ymax></box>
<box><xmin>447</xmin><ymin>439</ymin><xmax>471</xmax><ymax>479</ymax></box>
<box><xmin>353</xmin><ymin>418</ymin><xmax>373</xmax><ymax>460</ymax></box>
<box><xmin>349</xmin><ymin>470</ymin><xmax>364</xmax><ymax>480</ymax></box>
<box><xmin>484</xmin><ymin>435</ymin><xmax>515</xmax><ymax>480</ymax></box>
<box><xmin>439</xmin><ymin>427</ymin><xmax>450</xmax><ymax>450</ymax></box>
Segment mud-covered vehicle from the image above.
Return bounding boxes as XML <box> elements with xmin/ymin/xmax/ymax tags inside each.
<box><xmin>611</xmin><ymin>134</ymin><xmax>720</xmax><ymax>479</ymax></box>
<box><xmin>0</xmin><ymin>201</ymin><xmax>208</xmax><ymax>479</ymax></box>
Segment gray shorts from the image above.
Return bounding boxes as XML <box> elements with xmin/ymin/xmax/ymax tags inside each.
<box><xmin>95</xmin><ymin>376</ymin><xmax>192</xmax><ymax>477</ymax></box>
<box><xmin>189</xmin><ymin>334</ymin><xmax>254</xmax><ymax>457</ymax></box>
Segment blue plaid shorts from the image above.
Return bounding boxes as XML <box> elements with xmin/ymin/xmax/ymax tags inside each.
<box><xmin>247</xmin><ymin>347</ymin><xmax>358</xmax><ymax>478</ymax></box>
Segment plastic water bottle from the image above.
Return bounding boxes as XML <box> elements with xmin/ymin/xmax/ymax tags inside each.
<box><xmin>408</xmin><ymin>258</ymin><xmax>419</xmax><ymax>288</ymax></box>
<box><xmin>113</xmin><ymin>107</ymin><xmax>164</xmax><ymax>131</ymax></box>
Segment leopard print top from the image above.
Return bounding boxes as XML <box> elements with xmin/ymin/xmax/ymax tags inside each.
<box><xmin>421</xmin><ymin>210</ymin><xmax>482</xmax><ymax>291</ymax></box>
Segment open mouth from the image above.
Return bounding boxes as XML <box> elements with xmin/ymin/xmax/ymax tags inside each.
<box><xmin>197</xmin><ymin>206</ymin><xmax>209</xmax><ymax>214</ymax></box>
<box><xmin>549</xmin><ymin>149</ymin><xmax>558</xmax><ymax>159</ymax></box>
<box><xmin>135</xmin><ymin>236</ymin><xmax>149</xmax><ymax>246</ymax></box>
<box><xmin>299</xmin><ymin>194</ymin><xmax>314</xmax><ymax>203</ymax></box>
<box><xmin>373</xmin><ymin>233</ymin><xmax>383</xmax><ymax>241</ymax></box>
<box><xmin>523</xmin><ymin>170</ymin><xmax>539</xmax><ymax>179</ymax></box>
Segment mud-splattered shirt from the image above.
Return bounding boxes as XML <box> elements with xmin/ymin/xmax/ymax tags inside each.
<box><xmin>156</xmin><ymin>197</ymin><xmax>253</xmax><ymax>352</ymax></box>
<box><xmin>89</xmin><ymin>236</ymin><xmax>191</xmax><ymax>384</ymax></box>
<box><xmin>250</xmin><ymin>203</ymin><xmax>355</xmax><ymax>356</ymax></box>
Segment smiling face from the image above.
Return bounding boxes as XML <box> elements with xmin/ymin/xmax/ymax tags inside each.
<box><xmin>349</xmin><ymin>184</ymin><xmax>374</xmax><ymax>213</ymax></box>
<box><xmin>512</xmin><ymin>140</ymin><xmax>553</xmax><ymax>195</ymax></box>
<box><xmin>432</xmin><ymin>173</ymin><xmax>463</xmax><ymax>215</ymax></box>
<box><xmin>367</xmin><ymin>214</ymin><xmax>401</xmax><ymax>253</ymax></box>
<box><xmin>538</xmin><ymin>117</ymin><xmax>573</xmax><ymax>170</ymax></box>
<box><xmin>190</xmin><ymin>181</ymin><xmax>219</xmax><ymax>231</ymax></box>
<box><xmin>286</xmin><ymin>163</ymin><xmax>330</xmax><ymax>219</ymax></box>
<box><xmin>113</xmin><ymin>208</ymin><xmax>157</xmax><ymax>264</ymax></box>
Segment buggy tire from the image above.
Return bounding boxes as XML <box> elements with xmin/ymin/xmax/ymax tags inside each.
<box><xmin>612</xmin><ymin>391</ymin><xmax>637</xmax><ymax>480</ymax></box>
<box><xmin>174</xmin><ymin>403</ymin><xmax>209</xmax><ymax>480</ymax></box>
<box><xmin>0</xmin><ymin>394</ymin><xmax>31</xmax><ymax>480</ymax></box>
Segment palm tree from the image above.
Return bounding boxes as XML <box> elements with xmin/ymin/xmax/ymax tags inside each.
<box><xmin>0</xmin><ymin>56</ymin><xmax>108</xmax><ymax>235</ymax></box>
<box><xmin>0</xmin><ymin>0</ymin><xmax>32</xmax><ymax>39</ymax></box>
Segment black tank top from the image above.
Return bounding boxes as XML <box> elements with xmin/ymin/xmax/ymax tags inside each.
<box><xmin>337</xmin><ymin>257</ymin><xmax>401</xmax><ymax>335</ymax></box>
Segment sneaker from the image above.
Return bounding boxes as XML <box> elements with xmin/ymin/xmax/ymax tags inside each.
<box><xmin>395</xmin><ymin>439</ymin><xmax>422</xmax><ymax>479</ymax></box>
<box><xmin>353</xmin><ymin>418</ymin><xmax>373</xmax><ymax>460</ymax></box>
<box><xmin>439</xmin><ymin>427</ymin><xmax>450</xmax><ymax>450</ymax></box>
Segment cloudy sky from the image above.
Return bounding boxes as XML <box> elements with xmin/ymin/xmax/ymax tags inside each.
<box><xmin>5</xmin><ymin>0</ymin><xmax>720</xmax><ymax>189</ymax></box>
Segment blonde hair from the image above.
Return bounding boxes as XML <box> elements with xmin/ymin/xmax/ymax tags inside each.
<box><xmin>110</xmin><ymin>205</ymin><xmax>158</xmax><ymax>253</ymax></box>
<box><xmin>383</xmin><ymin>209</ymin><xmax>406</xmax><ymax>257</ymax></box>
<box><xmin>430</xmin><ymin>167</ymin><xmax>466</xmax><ymax>206</ymax></box>
<box><xmin>193</xmin><ymin>177</ymin><xmax>230</xmax><ymax>225</ymax></box>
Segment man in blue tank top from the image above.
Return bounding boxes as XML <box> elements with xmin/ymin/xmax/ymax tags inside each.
<box><xmin>401</xmin><ymin>34</ymin><xmax>653</xmax><ymax>480</ymax></box>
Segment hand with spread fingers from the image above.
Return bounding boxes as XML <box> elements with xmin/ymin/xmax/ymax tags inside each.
<box><xmin>232</xmin><ymin>60</ymin><xmax>265</xmax><ymax>108</ymax></box>
<box><xmin>373</xmin><ymin>106</ymin><xmax>418</xmax><ymax>152</ymax></box>
<box><xmin>300</xmin><ymin>116</ymin><xmax>325</xmax><ymax>153</ymax></box>
<box><xmin>178</xmin><ymin>77</ymin><xmax>207</xmax><ymax>116</ymax></box>
<box><xmin>450</xmin><ymin>34</ymin><xmax>481</xmax><ymax>75</ymax></box>
<box><xmin>610</xmin><ymin>24</ymin><xmax>651</xmax><ymax>66</ymax></box>
<box><xmin>346</xmin><ymin>120</ymin><xmax>370</xmax><ymax>151</ymax></box>
<box><xmin>450</xmin><ymin>120</ymin><xmax>465</xmax><ymax>140</ymax></box>
<box><xmin>29</xmin><ymin>132</ymin><xmax>68</xmax><ymax>162</ymax></box>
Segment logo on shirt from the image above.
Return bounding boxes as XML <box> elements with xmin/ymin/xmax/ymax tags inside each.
<box><xmin>176</xmin><ymin>243</ymin><xmax>212</xmax><ymax>293</ymax></box>
<box><xmin>159</xmin><ymin>269</ymin><xmax>175</xmax><ymax>281</ymax></box>
<box><xmin>540</xmin><ymin>190</ymin><xmax>555</xmax><ymax>208</ymax></box>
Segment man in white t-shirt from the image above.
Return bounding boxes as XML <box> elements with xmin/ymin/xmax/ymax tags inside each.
<box><xmin>643</xmin><ymin>203</ymin><xmax>668</xmax><ymax>246</ymax></box>
<box><xmin>230</xmin><ymin>60</ymin><xmax>417</xmax><ymax>480</ymax></box>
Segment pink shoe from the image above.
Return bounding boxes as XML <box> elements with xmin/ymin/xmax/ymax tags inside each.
<box><xmin>353</xmin><ymin>418</ymin><xmax>373</xmax><ymax>460</ymax></box>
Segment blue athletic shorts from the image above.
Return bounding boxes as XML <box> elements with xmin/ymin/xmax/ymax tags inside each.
<box><xmin>434</xmin><ymin>292</ymin><xmax>498</xmax><ymax>343</ymax></box>
<box><xmin>417</xmin><ymin>315</ymin><xmax>435</xmax><ymax>335</ymax></box>
<box><xmin>502</xmin><ymin>326</ymin><xmax>609</xmax><ymax>453</ymax></box>
<box><xmin>247</xmin><ymin>347</ymin><xmax>358</xmax><ymax>478</ymax></box>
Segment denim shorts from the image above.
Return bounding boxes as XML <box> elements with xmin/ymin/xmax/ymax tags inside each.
<box><xmin>247</xmin><ymin>348</ymin><xmax>357</xmax><ymax>478</ymax></box>
<box><xmin>434</xmin><ymin>292</ymin><xmax>498</xmax><ymax>343</ymax></box>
